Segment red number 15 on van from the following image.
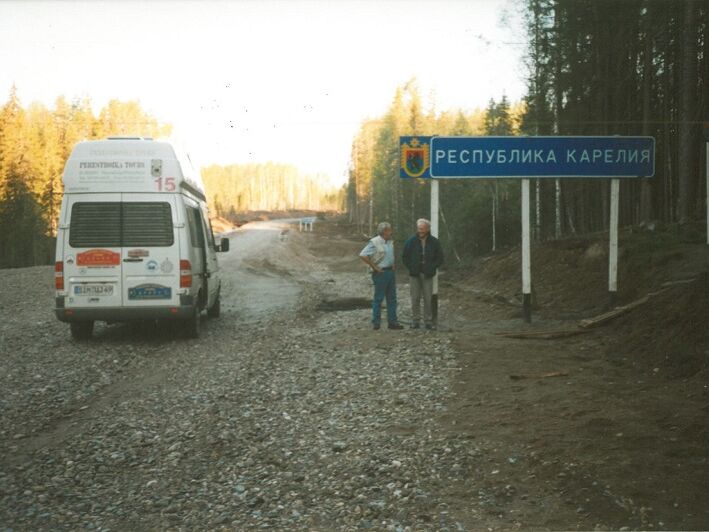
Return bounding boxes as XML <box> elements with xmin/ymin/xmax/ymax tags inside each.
<box><xmin>154</xmin><ymin>177</ymin><xmax>176</xmax><ymax>191</ymax></box>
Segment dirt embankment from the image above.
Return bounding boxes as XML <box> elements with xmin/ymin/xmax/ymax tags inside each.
<box><xmin>440</xmin><ymin>224</ymin><xmax>709</xmax><ymax>530</ymax></box>
<box><xmin>450</xmin><ymin>226</ymin><xmax>709</xmax><ymax>375</ymax></box>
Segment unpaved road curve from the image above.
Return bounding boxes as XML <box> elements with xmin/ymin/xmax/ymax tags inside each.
<box><xmin>219</xmin><ymin>220</ymin><xmax>302</xmax><ymax>321</ymax></box>
<box><xmin>0</xmin><ymin>220</ymin><xmax>468</xmax><ymax>531</ymax></box>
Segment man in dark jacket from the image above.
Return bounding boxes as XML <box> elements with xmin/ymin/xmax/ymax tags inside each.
<box><xmin>402</xmin><ymin>218</ymin><xmax>444</xmax><ymax>329</ymax></box>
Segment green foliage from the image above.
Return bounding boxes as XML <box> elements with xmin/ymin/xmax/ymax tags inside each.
<box><xmin>0</xmin><ymin>88</ymin><xmax>171</xmax><ymax>268</ymax></box>
<box><xmin>484</xmin><ymin>96</ymin><xmax>513</xmax><ymax>136</ymax></box>
<box><xmin>520</xmin><ymin>0</ymin><xmax>708</xmax><ymax>229</ymax></box>
<box><xmin>93</xmin><ymin>100</ymin><xmax>172</xmax><ymax>139</ymax></box>
<box><xmin>347</xmin><ymin>80</ymin><xmax>514</xmax><ymax>260</ymax></box>
<box><xmin>0</xmin><ymin>170</ymin><xmax>49</xmax><ymax>268</ymax></box>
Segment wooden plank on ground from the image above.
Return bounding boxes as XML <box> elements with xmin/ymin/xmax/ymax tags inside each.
<box><xmin>497</xmin><ymin>281</ymin><xmax>689</xmax><ymax>337</ymax></box>
<box><xmin>510</xmin><ymin>371</ymin><xmax>569</xmax><ymax>380</ymax></box>
<box><xmin>660</xmin><ymin>278</ymin><xmax>697</xmax><ymax>288</ymax></box>
<box><xmin>496</xmin><ymin>328</ymin><xmax>588</xmax><ymax>340</ymax></box>
<box><xmin>578</xmin><ymin>294</ymin><xmax>654</xmax><ymax>329</ymax></box>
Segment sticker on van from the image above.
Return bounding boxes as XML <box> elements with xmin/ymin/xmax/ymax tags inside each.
<box><xmin>77</xmin><ymin>249</ymin><xmax>121</xmax><ymax>267</ymax></box>
<box><xmin>128</xmin><ymin>249</ymin><xmax>150</xmax><ymax>258</ymax></box>
<box><xmin>151</xmin><ymin>159</ymin><xmax>162</xmax><ymax>177</ymax></box>
<box><xmin>160</xmin><ymin>258</ymin><xmax>174</xmax><ymax>273</ymax></box>
<box><xmin>128</xmin><ymin>283</ymin><xmax>172</xmax><ymax>300</ymax></box>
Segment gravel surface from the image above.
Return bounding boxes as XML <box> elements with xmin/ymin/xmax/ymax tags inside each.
<box><xmin>0</xmin><ymin>222</ymin><xmax>474</xmax><ymax>531</ymax></box>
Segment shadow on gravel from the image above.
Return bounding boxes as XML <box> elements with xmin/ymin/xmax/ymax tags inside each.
<box><xmin>316</xmin><ymin>297</ymin><xmax>372</xmax><ymax>311</ymax></box>
<box><xmin>83</xmin><ymin>318</ymin><xmax>210</xmax><ymax>344</ymax></box>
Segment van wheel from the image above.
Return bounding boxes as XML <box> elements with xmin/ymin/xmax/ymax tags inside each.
<box><xmin>207</xmin><ymin>294</ymin><xmax>221</xmax><ymax>318</ymax></box>
<box><xmin>70</xmin><ymin>321</ymin><xmax>94</xmax><ymax>340</ymax></box>
<box><xmin>184</xmin><ymin>306</ymin><xmax>201</xmax><ymax>339</ymax></box>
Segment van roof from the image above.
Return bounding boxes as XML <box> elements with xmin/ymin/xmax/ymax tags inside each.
<box><xmin>62</xmin><ymin>139</ymin><xmax>206</xmax><ymax>200</ymax></box>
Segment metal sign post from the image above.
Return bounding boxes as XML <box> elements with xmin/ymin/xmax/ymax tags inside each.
<box><xmin>608</xmin><ymin>179</ymin><xmax>620</xmax><ymax>306</ymax></box>
<box><xmin>430</xmin><ymin>180</ymin><xmax>440</xmax><ymax>325</ymax></box>
<box><xmin>521</xmin><ymin>179</ymin><xmax>532</xmax><ymax>322</ymax></box>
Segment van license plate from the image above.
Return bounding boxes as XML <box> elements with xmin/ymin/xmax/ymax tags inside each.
<box><xmin>74</xmin><ymin>284</ymin><xmax>114</xmax><ymax>296</ymax></box>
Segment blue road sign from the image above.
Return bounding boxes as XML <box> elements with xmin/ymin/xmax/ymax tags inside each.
<box><xmin>428</xmin><ymin>136</ymin><xmax>655</xmax><ymax>179</ymax></box>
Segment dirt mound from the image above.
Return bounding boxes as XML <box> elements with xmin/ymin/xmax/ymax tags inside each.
<box><xmin>239</xmin><ymin>221</ymin><xmax>317</xmax><ymax>275</ymax></box>
<box><xmin>461</xmin><ymin>236</ymin><xmax>609</xmax><ymax>316</ymax></box>
<box><xmin>609</xmin><ymin>273</ymin><xmax>709</xmax><ymax>378</ymax></box>
<box><xmin>459</xmin><ymin>228</ymin><xmax>707</xmax><ymax>312</ymax></box>
<box><xmin>453</xmin><ymin>227</ymin><xmax>709</xmax><ymax>379</ymax></box>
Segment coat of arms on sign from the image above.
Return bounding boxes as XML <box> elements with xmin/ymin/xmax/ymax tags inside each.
<box><xmin>400</xmin><ymin>138</ymin><xmax>430</xmax><ymax>178</ymax></box>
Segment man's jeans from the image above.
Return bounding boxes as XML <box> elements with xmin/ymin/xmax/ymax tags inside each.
<box><xmin>371</xmin><ymin>270</ymin><xmax>398</xmax><ymax>325</ymax></box>
<box><xmin>410</xmin><ymin>274</ymin><xmax>433</xmax><ymax>325</ymax></box>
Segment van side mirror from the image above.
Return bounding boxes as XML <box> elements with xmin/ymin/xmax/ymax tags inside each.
<box><xmin>218</xmin><ymin>237</ymin><xmax>229</xmax><ymax>252</ymax></box>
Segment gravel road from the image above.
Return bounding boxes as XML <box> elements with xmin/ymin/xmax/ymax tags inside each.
<box><xmin>0</xmin><ymin>221</ymin><xmax>468</xmax><ymax>531</ymax></box>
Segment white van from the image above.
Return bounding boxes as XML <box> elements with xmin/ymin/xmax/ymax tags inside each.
<box><xmin>54</xmin><ymin>137</ymin><xmax>229</xmax><ymax>340</ymax></box>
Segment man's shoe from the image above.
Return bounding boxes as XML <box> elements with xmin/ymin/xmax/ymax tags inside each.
<box><xmin>411</xmin><ymin>322</ymin><xmax>421</xmax><ymax>329</ymax></box>
<box><xmin>373</xmin><ymin>324</ymin><xmax>381</xmax><ymax>330</ymax></box>
<box><xmin>388</xmin><ymin>323</ymin><xmax>404</xmax><ymax>330</ymax></box>
<box><xmin>425</xmin><ymin>323</ymin><xmax>436</xmax><ymax>330</ymax></box>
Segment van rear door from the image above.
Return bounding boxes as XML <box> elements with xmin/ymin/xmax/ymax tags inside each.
<box><xmin>120</xmin><ymin>194</ymin><xmax>181</xmax><ymax>308</ymax></box>
<box><xmin>64</xmin><ymin>196</ymin><xmax>123</xmax><ymax>309</ymax></box>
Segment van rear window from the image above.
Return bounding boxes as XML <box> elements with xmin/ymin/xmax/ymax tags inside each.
<box><xmin>69</xmin><ymin>202</ymin><xmax>121</xmax><ymax>247</ymax></box>
<box><xmin>122</xmin><ymin>203</ymin><xmax>174</xmax><ymax>246</ymax></box>
<box><xmin>70</xmin><ymin>202</ymin><xmax>174</xmax><ymax>248</ymax></box>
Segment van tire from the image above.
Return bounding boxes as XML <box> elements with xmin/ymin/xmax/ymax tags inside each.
<box><xmin>70</xmin><ymin>321</ymin><xmax>94</xmax><ymax>340</ymax></box>
<box><xmin>184</xmin><ymin>306</ymin><xmax>201</xmax><ymax>339</ymax></box>
<box><xmin>207</xmin><ymin>294</ymin><xmax>221</xmax><ymax>318</ymax></box>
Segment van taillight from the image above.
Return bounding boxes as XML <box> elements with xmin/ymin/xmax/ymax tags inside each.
<box><xmin>180</xmin><ymin>260</ymin><xmax>192</xmax><ymax>288</ymax></box>
<box><xmin>55</xmin><ymin>261</ymin><xmax>64</xmax><ymax>290</ymax></box>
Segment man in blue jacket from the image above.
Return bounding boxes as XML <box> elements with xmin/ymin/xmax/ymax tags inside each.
<box><xmin>402</xmin><ymin>218</ymin><xmax>444</xmax><ymax>329</ymax></box>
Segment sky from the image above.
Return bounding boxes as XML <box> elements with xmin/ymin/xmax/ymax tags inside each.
<box><xmin>0</xmin><ymin>0</ymin><xmax>527</xmax><ymax>187</ymax></box>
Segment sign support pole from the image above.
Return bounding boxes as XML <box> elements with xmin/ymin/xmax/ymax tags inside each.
<box><xmin>706</xmin><ymin>140</ymin><xmax>708</xmax><ymax>245</ymax></box>
<box><xmin>521</xmin><ymin>179</ymin><xmax>532</xmax><ymax>323</ymax></box>
<box><xmin>431</xmin><ymin>179</ymin><xmax>440</xmax><ymax>325</ymax></box>
<box><xmin>609</xmin><ymin>178</ymin><xmax>620</xmax><ymax>307</ymax></box>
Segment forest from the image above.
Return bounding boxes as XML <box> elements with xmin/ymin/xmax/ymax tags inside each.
<box><xmin>0</xmin><ymin>89</ymin><xmax>172</xmax><ymax>268</ymax></box>
<box><xmin>345</xmin><ymin>0</ymin><xmax>708</xmax><ymax>260</ymax></box>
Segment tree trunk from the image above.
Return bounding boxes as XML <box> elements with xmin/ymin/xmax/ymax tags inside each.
<box><xmin>369</xmin><ymin>178</ymin><xmax>374</xmax><ymax>236</ymax></box>
<box><xmin>678</xmin><ymin>0</ymin><xmax>698</xmax><ymax>223</ymax></box>
<box><xmin>639</xmin><ymin>6</ymin><xmax>654</xmax><ymax>224</ymax></box>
